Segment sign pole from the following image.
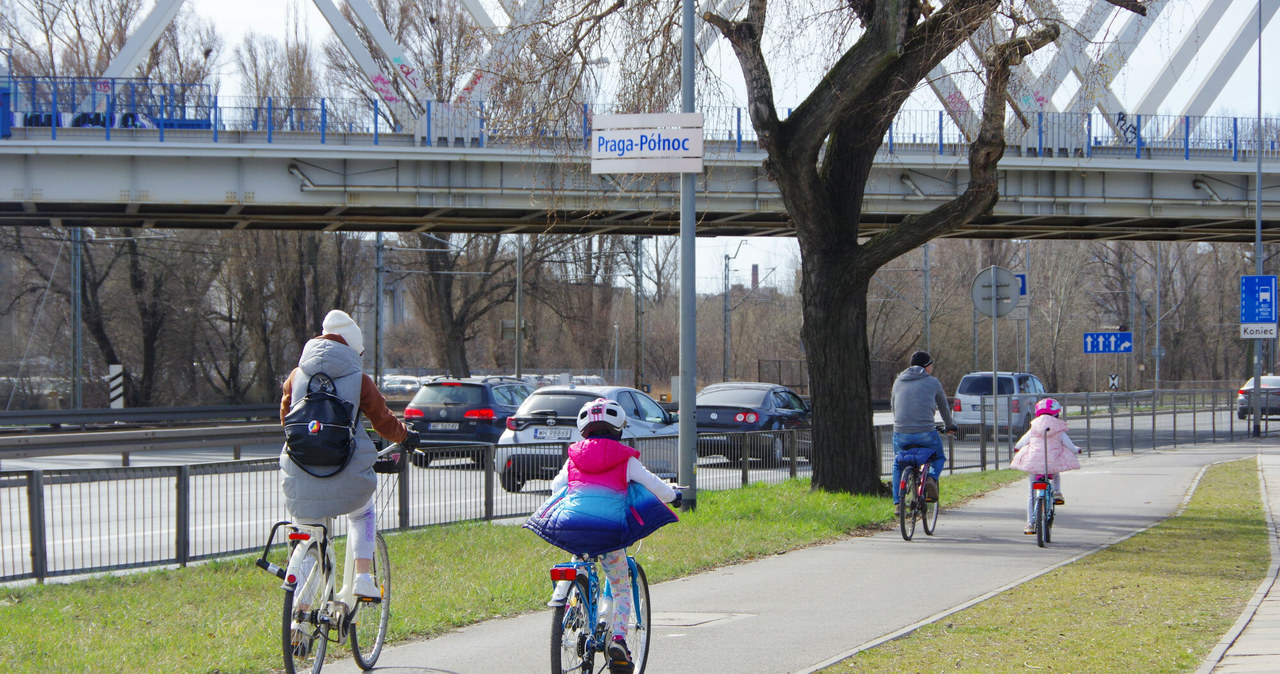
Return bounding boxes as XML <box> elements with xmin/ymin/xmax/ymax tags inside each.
<box><xmin>1254</xmin><ymin>1</ymin><xmax>1264</xmax><ymax>437</ymax></box>
<box><xmin>677</xmin><ymin>0</ymin><xmax>697</xmax><ymax>509</ymax></box>
<box><xmin>990</xmin><ymin>267</ymin><xmax>999</xmax><ymax>453</ymax></box>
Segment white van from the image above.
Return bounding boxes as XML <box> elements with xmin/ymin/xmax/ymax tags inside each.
<box><xmin>951</xmin><ymin>371</ymin><xmax>1046</xmax><ymax>440</ymax></box>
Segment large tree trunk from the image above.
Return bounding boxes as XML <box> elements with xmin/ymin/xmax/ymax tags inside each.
<box><xmin>802</xmin><ymin>255</ymin><xmax>882</xmax><ymax>493</ymax></box>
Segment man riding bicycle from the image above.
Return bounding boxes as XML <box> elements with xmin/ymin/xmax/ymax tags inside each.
<box><xmin>890</xmin><ymin>351</ymin><xmax>957</xmax><ymax>516</ymax></box>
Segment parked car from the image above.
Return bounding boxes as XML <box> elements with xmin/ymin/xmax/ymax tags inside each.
<box><xmin>694</xmin><ymin>382</ymin><xmax>810</xmax><ymax>464</ymax></box>
<box><xmin>495</xmin><ymin>385</ymin><xmax>678</xmax><ymax>492</ymax></box>
<box><xmin>404</xmin><ymin>376</ymin><xmax>534</xmax><ymax>466</ymax></box>
<box><xmin>380</xmin><ymin>375</ymin><xmax>423</xmax><ymax>398</ymax></box>
<box><xmin>1236</xmin><ymin>376</ymin><xmax>1280</xmax><ymax>419</ymax></box>
<box><xmin>951</xmin><ymin>371</ymin><xmax>1046</xmax><ymax>440</ymax></box>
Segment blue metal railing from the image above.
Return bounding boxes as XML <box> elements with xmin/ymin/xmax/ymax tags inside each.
<box><xmin>4</xmin><ymin>75</ymin><xmax>1280</xmax><ymax>161</ymax></box>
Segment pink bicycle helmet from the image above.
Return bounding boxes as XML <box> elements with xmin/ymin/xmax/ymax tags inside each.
<box><xmin>1034</xmin><ymin>398</ymin><xmax>1063</xmax><ymax>418</ymax></box>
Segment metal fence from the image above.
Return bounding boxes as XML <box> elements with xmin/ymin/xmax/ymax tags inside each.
<box><xmin>1</xmin><ymin>389</ymin><xmax>1273</xmax><ymax>583</ymax></box>
<box><xmin>7</xmin><ymin>74</ymin><xmax>1280</xmax><ymax>163</ymax></box>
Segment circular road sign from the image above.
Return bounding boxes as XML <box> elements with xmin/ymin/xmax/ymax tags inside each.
<box><xmin>971</xmin><ymin>266</ymin><xmax>1018</xmax><ymax>318</ymax></box>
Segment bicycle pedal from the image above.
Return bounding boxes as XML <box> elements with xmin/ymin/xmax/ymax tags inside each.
<box><xmin>357</xmin><ymin>596</ymin><xmax>382</xmax><ymax>604</ymax></box>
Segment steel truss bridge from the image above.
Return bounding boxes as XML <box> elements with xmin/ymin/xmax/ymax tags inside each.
<box><xmin>1</xmin><ymin>0</ymin><xmax>1279</xmax><ymax>242</ymax></box>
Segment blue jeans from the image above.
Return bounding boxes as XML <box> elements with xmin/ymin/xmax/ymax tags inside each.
<box><xmin>891</xmin><ymin>431</ymin><xmax>946</xmax><ymax>505</ymax></box>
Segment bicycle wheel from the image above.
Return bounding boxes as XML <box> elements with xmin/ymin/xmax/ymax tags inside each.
<box><xmin>1044</xmin><ymin>502</ymin><xmax>1054</xmax><ymax>544</ymax></box>
<box><xmin>283</xmin><ymin>544</ymin><xmax>329</xmax><ymax>674</ymax></box>
<box><xmin>922</xmin><ymin>491</ymin><xmax>939</xmax><ymax>536</ymax></box>
<box><xmin>350</xmin><ymin>533</ymin><xmax>391</xmax><ymax>670</ymax></box>
<box><xmin>551</xmin><ymin>576</ymin><xmax>594</xmax><ymax>674</ymax></box>
<box><xmin>625</xmin><ymin>561</ymin><xmax>652</xmax><ymax>674</ymax></box>
<box><xmin>1034</xmin><ymin>497</ymin><xmax>1047</xmax><ymax>548</ymax></box>
<box><xmin>899</xmin><ymin>471</ymin><xmax>918</xmax><ymax>541</ymax></box>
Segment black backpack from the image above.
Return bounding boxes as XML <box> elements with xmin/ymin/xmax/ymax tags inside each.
<box><xmin>283</xmin><ymin>372</ymin><xmax>361</xmax><ymax>478</ymax></box>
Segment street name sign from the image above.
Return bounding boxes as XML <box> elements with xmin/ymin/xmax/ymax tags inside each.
<box><xmin>591</xmin><ymin>113</ymin><xmax>704</xmax><ymax>174</ymax></box>
<box><xmin>1240</xmin><ymin>275</ymin><xmax>1278</xmax><ymax>339</ymax></box>
<box><xmin>1083</xmin><ymin>331</ymin><xmax>1133</xmax><ymax>354</ymax></box>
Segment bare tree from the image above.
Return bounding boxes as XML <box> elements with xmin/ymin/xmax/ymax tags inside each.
<box><xmin>697</xmin><ymin>0</ymin><xmax>1110</xmax><ymax>493</ymax></box>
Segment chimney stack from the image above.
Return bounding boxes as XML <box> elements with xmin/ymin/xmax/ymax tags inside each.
<box><xmin>751</xmin><ymin>264</ymin><xmax>759</xmax><ymax>289</ymax></box>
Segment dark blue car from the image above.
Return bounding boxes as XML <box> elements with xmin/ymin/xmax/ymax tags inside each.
<box><xmin>695</xmin><ymin>382</ymin><xmax>811</xmax><ymax>465</ymax></box>
<box><xmin>404</xmin><ymin>376</ymin><xmax>534</xmax><ymax>466</ymax></box>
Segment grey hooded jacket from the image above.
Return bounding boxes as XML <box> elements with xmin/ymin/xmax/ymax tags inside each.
<box><xmin>890</xmin><ymin>366</ymin><xmax>956</xmax><ymax>434</ymax></box>
<box><xmin>279</xmin><ymin>337</ymin><xmax>377</xmax><ymax>520</ymax></box>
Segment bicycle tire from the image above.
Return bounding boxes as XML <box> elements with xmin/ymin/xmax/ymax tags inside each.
<box><xmin>922</xmin><ymin>492</ymin><xmax>939</xmax><ymax>536</ymax></box>
<box><xmin>283</xmin><ymin>544</ymin><xmax>329</xmax><ymax>674</ymax></box>
<box><xmin>627</xmin><ymin>561</ymin><xmax>652</xmax><ymax>674</ymax></box>
<box><xmin>1044</xmin><ymin>502</ymin><xmax>1054</xmax><ymax>544</ymax></box>
<box><xmin>1035</xmin><ymin>497</ymin><xmax>1047</xmax><ymax>548</ymax></box>
<box><xmin>900</xmin><ymin>471</ymin><xmax>917</xmax><ymax>541</ymax></box>
<box><xmin>551</xmin><ymin>576</ymin><xmax>594</xmax><ymax>674</ymax></box>
<box><xmin>350</xmin><ymin>533</ymin><xmax>391</xmax><ymax>670</ymax></box>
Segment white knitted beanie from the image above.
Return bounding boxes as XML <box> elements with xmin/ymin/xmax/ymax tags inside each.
<box><xmin>321</xmin><ymin>309</ymin><xmax>364</xmax><ymax>356</ymax></box>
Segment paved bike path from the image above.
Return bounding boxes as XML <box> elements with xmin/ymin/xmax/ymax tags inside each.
<box><xmin>327</xmin><ymin>442</ymin><xmax>1265</xmax><ymax>674</ymax></box>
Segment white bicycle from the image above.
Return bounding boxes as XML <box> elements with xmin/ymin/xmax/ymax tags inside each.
<box><xmin>256</xmin><ymin>443</ymin><xmax>404</xmax><ymax>673</ymax></box>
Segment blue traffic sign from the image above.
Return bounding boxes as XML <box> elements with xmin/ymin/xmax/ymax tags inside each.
<box><xmin>1084</xmin><ymin>331</ymin><xmax>1134</xmax><ymax>354</ymax></box>
<box><xmin>1241</xmin><ymin>275</ymin><xmax>1277</xmax><ymax>324</ymax></box>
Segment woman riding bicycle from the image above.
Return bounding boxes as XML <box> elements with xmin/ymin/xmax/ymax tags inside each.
<box><xmin>1010</xmin><ymin>398</ymin><xmax>1081</xmax><ymax>535</ymax></box>
<box><xmin>890</xmin><ymin>351</ymin><xmax>957</xmax><ymax>516</ymax></box>
<box><xmin>524</xmin><ymin>398</ymin><xmax>680</xmax><ymax>674</ymax></box>
<box><xmin>279</xmin><ymin>310</ymin><xmax>419</xmax><ymax>600</ymax></box>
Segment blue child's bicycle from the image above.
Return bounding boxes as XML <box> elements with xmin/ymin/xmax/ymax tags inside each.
<box><xmin>1031</xmin><ymin>473</ymin><xmax>1056</xmax><ymax>547</ymax></box>
<box><xmin>548</xmin><ymin>547</ymin><xmax>651</xmax><ymax>674</ymax></box>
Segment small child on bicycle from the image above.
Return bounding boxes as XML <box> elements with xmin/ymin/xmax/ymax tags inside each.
<box><xmin>524</xmin><ymin>398</ymin><xmax>681</xmax><ymax>674</ymax></box>
<box><xmin>1010</xmin><ymin>398</ymin><xmax>1081</xmax><ymax>534</ymax></box>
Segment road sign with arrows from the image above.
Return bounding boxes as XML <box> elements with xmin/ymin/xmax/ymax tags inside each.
<box><xmin>1083</xmin><ymin>331</ymin><xmax>1133</xmax><ymax>354</ymax></box>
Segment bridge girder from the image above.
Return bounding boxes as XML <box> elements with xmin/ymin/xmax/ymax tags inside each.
<box><xmin>2</xmin><ymin>137</ymin><xmax>1279</xmax><ymax>244</ymax></box>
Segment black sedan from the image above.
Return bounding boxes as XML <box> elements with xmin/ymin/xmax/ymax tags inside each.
<box><xmin>695</xmin><ymin>382</ymin><xmax>811</xmax><ymax>465</ymax></box>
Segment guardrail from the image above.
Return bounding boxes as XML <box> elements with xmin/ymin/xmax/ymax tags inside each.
<box><xmin>0</xmin><ymin>389</ymin><xmax>1273</xmax><ymax>583</ymax></box>
<box><xmin>0</xmin><ymin>404</ymin><xmax>277</xmax><ymax>429</ymax></box>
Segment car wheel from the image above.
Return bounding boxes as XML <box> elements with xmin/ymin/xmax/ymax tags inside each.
<box><xmin>499</xmin><ymin>471</ymin><xmax>525</xmax><ymax>493</ymax></box>
<box><xmin>759</xmin><ymin>434</ymin><xmax>785</xmax><ymax>467</ymax></box>
<box><xmin>1238</xmin><ymin>408</ymin><xmax>1249</xmax><ymax>420</ymax></box>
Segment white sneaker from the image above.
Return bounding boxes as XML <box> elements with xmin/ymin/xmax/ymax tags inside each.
<box><xmin>354</xmin><ymin>573</ymin><xmax>380</xmax><ymax>599</ymax></box>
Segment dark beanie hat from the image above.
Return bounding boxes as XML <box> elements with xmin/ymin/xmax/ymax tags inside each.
<box><xmin>910</xmin><ymin>351</ymin><xmax>932</xmax><ymax>368</ymax></box>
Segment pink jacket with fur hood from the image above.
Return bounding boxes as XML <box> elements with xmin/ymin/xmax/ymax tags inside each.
<box><xmin>1010</xmin><ymin>414</ymin><xmax>1081</xmax><ymax>475</ymax></box>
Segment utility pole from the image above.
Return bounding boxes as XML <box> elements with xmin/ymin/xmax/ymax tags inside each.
<box><xmin>374</xmin><ymin>232</ymin><xmax>384</xmax><ymax>385</ymax></box>
<box><xmin>634</xmin><ymin>236</ymin><xmax>643</xmax><ymax>390</ymax></box>
<box><xmin>922</xmin><ymin>243</ymin><xmax>931</xmax><ymax>353</ymax></box>
<box><xmin>70</xmin><ymin>224</ymin><xmax>82</xmax><ymax>409</ymax></box>
<box><xmin>515</xmin><ymin>235</ymin><xmax>523</xmax><ymax>378</ymax></box>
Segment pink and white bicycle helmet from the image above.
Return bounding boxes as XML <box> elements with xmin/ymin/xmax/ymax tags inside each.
<box><xmin>1034</xmin><ymin>398</ymin><xmax>1063</xmax><ymax>418</ymax></box>
<box><xmin>576</xmin><ymin>397</ymin><xmax>628</xmax><ymax>438</ymax></box>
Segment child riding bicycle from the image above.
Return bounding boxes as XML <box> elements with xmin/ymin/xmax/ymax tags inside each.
<box><xmin>1011</xmin><ymin>398</ymin><xmax>1081</xmax><ymax>534</ymax></box>
<box><xmin>524</xmin><ymin>398</ymin><xmax>681</xmax><ymax>674</ymax></box>
<box><xmin>890</xmin><ymin>351</ymin><xmax>958</xmax><ymax>515</ymax></box>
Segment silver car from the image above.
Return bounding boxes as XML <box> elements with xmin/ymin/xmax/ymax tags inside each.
<box><xmin>494</xmin><ymin>385</ymin><xmax>678</xmax><ymax>492</ymax></box>
<box><xmin>951</xmin><ymin>371</ymin><xmax>1046</xmax><ymax>440</ymax></box>
<box><xmin>1236</xmin><ymin>376</ymin><xmax>1280</xmax><ymax>419</ymax></box>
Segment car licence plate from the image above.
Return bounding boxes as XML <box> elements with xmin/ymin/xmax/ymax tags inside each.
<box><xmin>534</xmin><ymin>427</ymin><xmax>571</xmax><ymax>440</ymax></box>
<box><xmin>429</xmin><ymin>422</ymin><xmax>459</xmax><ymax>431</ymax></box>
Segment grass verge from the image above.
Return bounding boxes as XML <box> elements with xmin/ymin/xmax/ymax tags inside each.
<box><xmin>0</xmin><ymin>470</ymin><xmax>1018</xmax><ymax>672</ymax></box>
<box><xmin>826</xmin><ymin>457</ymin><xmax>1269</xmax><ymax>673</ymax></box>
